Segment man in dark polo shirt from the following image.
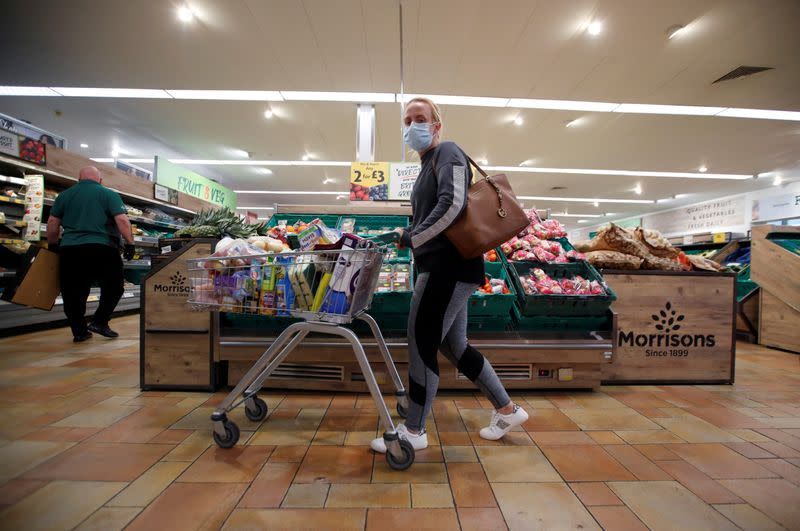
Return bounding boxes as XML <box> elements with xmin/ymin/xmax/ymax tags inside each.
<box><xmin>46</xmin><ymin>166</ymin><xmax>135</xmax><ymax>342</ymax></box>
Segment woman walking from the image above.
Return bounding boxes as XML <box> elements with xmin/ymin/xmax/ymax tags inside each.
<box><xmin>371</xmin><ymin>98</ymin><xmax>528</xmax><ymax>453</ymax></box>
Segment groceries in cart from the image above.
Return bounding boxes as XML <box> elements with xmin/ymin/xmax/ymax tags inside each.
<box><xmin>188</xmin><ymin>219</ymin><xmax>387</xmax><ymax>320</ymax></box>
<box><xmin>518</xmin><ymin>268</ymin><xmax>606</xmax><ymax>296</ymax></box>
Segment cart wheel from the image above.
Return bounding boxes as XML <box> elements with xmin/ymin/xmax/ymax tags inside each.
<box><xmin>396</xmin><ymin>402</ymin><xmax>408</xmax><ymax>419</ymax></box>
<box><xmin>245</xmin><ymin>397</ymin><xmax>269</xmax><ymax>422</ymax></box>
<box><xmin>386</xmin><ymin>439</ymin><xmax>415</xmax><ymax>471</ymax></box>
<box><xmin>213</xmin><ymin>420</ymin><xmax>240</xmax><ymax>449</ymax></box>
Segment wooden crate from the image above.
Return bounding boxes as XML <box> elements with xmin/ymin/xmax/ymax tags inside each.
<box><xmin>759</xmin><ymin>289</ymin><xmax>800</xmax><ymax>353</ymax></box>
<box><xmin>140</xmin><ymin>240</ymin><xmax>216</xmax><ymax>390</ymax></box>
<box><xmin>751</xmin><ymin>224</ymin><xmax>800</xmax><ymax>312</ymax></box>
<box><xmin>602</xmin><ymin>271</ymin><xmax>736</xmax><ymax>383</ymax></box>
<box><xmin>220</xmin><ymin>336</ymin><xmax>610</xmax><ymax>392</ymax></box>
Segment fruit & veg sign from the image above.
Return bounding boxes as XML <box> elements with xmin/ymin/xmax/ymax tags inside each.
<box><xmin>349</xmin><ymin>161</ymin><xmax>420</xmax><ymax>202</ymax></box>
<box><xmin>155</xmin><ymin>156</ymin><xmax>236</xmax><ymax>210</ymax></box>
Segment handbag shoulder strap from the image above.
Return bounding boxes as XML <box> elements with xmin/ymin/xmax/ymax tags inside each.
<box><xmin>431</xmin><ymin>145</ymin><xmax>488</xmax><ymax>184</ymax></box>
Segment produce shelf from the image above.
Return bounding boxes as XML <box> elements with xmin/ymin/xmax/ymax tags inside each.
<box><xmin>0</xmin><ymin>238</ymin><xmax>26</xmax><ymax>245</ymax></box>
<box><xmin>0</xmin><ymin>196</ymin><xmax>25</xmax><ymax>206</ymax></box>
<box><xmin>129</xmin><ymin>215</ymin><xmax>185</xmax><ymax>231</ymax></box>
<box><xmin>133</xmin><ymin>235</ymin><xmax>159</xmax><ymax>247</ymax></box>
<box><xmin>1</xmin><ymin>217</ymin><xmax>26</xmax><ymax>228</ymax></box>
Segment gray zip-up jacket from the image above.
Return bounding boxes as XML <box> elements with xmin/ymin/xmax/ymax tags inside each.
<box><xmin>401</xmin><ymin>141</ymin><xmax>484</xmax><ymax>284</ymax></box>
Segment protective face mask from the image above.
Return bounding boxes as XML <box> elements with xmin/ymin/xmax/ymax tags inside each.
<box><xmin>404</xmin><ymin>121</ymin><xmax>435</xmax><ymax>152</ymax></box>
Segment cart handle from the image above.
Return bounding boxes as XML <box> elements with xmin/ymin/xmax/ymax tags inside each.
<box><xmin>364</xmin><ymin>231</ymin><xmax>402</xmax><ymax>245</ymax></box>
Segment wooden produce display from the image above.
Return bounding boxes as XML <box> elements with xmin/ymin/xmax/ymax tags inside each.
<box><xmin>602</xmin><ymin>271</ymin><xmax>736</xmax><ymax>384</ymax></box>
<box><xmin>218</xmin><ymin>334</ymin><xmax>611</xmax><ymax>392</ymax></box>
<box><xmin>751</xmin><ymin>224</ymin><xmax>800</xmax><ymax>353</ymax></box>
<box><xmin>140</xmin><ymin>239</ymin><xmax>217</xmax><ymax>390</ymax></box>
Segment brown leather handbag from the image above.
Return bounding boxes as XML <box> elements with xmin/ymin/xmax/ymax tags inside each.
<box><xmin>444</xmin><ymin>154</ymin><xmax>529</xmax><ymax>259</ymax></box>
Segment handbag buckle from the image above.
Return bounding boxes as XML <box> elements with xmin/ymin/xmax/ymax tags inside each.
<box><xmin>498</xmin><ymin>208</ymin><xmax>507</xmax><ymax>218</ymax></box>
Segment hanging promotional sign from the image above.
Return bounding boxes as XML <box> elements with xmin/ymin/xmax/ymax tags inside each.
<box><xmin>752</xmin><ymin>191</ymin><xmax>800</xmax><ymax>222</ymax></box>
<box><xmin>0</xmin><ymin>129</ymin><xmax>19</xmax><ymax>158</ymax></box>
<box><xmin>154</xmin><ymin>156</ymin><xmax>236</xmax><ymax>210</ymax></box>
<box><xmin>389</xmin><ymin>162</ymin><xmax>420</xmax><ymax>201</ymax></box>
<box><xmin>22</xmin><ymin>175</ymin><xmax>44</xmax><ymax>242</ymax></box>
<box><xmin>349</xmin><ymin>161</ymin><xmax>419</xmax><ymax>202</ymax></box>
<box><xmin>643</xmin><ymin>197</ymin><xmax>746</xmax><ymax>236</ymax></box>
<box><xmin>0</xmin><ymin>112</ymin><xmax>66</xmax><ymax>149</ymax></box>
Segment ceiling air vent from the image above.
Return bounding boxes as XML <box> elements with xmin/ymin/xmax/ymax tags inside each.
<box><xmin>457</xmin><ymin>364</ymin><xmax>532</xmax><ymax>381</ymax></box>
<box><xmin>550</xmin><ymin>186</ymin><xmax>567</xmax><ymax>191</ymax></box>
<box><xmin>713</xmin><ymin>66</ymin><xmax>773</xmax><ymax>84</ymax></box>
<box><xmin>272</xmin><ymin>363</ymin><xmax>344</xmax><ymax>382</ymax></box>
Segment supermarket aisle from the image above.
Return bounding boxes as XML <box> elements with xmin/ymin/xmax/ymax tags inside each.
<box><xmin>0</xmin><ymin>316</ymin><xmax>798</xmax><ymax>530</ymax></box>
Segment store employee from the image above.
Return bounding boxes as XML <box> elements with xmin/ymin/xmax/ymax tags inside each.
<box><xmin>46</xmin><ymin>166</ymin><xmax>135</xmax><ymax>342</ymax></box>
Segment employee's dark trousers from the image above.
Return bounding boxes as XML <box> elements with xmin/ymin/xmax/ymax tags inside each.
<box><xmin>59</xmin><ymin>244</ymin><xmax>124</xmax><ymax>337</ymax></box>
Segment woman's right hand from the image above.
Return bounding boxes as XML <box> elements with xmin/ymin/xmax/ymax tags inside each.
<box><xmin>395</xmin><ymin>228</ymin><xmax>407</xmax><ymax>249</ymax></box>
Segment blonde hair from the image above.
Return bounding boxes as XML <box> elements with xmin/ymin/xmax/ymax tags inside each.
<box><xmin>405</xmin><ymin>97</ymin><xmax>444</xmax><ymax>138</ymax></box>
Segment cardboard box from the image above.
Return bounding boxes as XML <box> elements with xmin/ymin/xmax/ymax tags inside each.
<box><xmin>3</xmin><ymin>247</ymin><xmax>60</xmax><ymax>310</ymax></box>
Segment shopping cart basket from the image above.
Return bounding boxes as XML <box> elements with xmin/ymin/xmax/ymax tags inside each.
<box><xmin>186</xmin><ymin>233</ymin><xmax>415</xmax><ymax>470</ymax></box>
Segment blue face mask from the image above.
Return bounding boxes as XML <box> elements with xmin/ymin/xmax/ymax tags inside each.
<box><xmin>404</xmin><ymin>121</ymin><xmax>436</xmax><ymax>152</ymax></box>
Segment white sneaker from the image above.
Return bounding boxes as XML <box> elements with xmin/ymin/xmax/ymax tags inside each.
<box><xmin>479</xmin><ymin>404</ymin><xmax>529</xmax><ymax>440</ymax></box>
<box><xmin>370</xmin><ymin>424</ymin><xmax>428</xmax><ymax>453</ymax></box>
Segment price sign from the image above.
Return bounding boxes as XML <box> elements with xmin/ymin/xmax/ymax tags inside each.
<box><xmin>712</xmin><ymin>232</ymin><xmax>728</xmax><ymax>243</ymax></box>
<box><xmin>350</xmin><ymin>162</ymin><xmax>390</xmax><ymax>201</ymax></box>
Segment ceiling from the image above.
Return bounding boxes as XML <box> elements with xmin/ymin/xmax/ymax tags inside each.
<box><xmin>1</xmin><ymin>0</ymin><xmax>799</xmax><ymax>226</ymax></box>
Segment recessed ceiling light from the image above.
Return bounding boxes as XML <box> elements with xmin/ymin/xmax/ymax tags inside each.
<box><xmin>234</xmin><ymin>190</ymin><xmax>343</xmax><ymax>195</ymax></box>
<box><xmin>577</xmin><ymin>220</ymin><xmax>588</xmax><ymax>223</ymax></box>
<box><xmin>593</xmin><ymin>201</ymin><xmax>599</xmax><ymax>207</ymax></box>
<box><xmin>336</xmin><ymin>194</ymin><xmax>347</xmax><ymax>200</ymax></box>
<box><xmin>323</xmin><ymin>178</ymin><xmax>337</xmax><ymax>184</ymax></box>
<box><xmin>177</xmin><ymin>6</ymin><xmax>194</xmax><ymax>22</ymax></box>
<box><xmin>110</xmin><ymin>149</ymin><xmax>119</xmax><ymax>158</ymax></box>
<box><xmin>519</xmin><ymin>196</ymin><xmax>653</xmax><ymax>204</ymax></box>
<box><xmin>666</xmin><ymin>24</ymin><xmax>685</xmax><ymax>39</ymax></box>
<box><xmin>80</xmin><ymin>143</ymin><xmax>88</xmax><ymax>148</ymax></box>
<box><xmin>257</xmin><ymin>168</ymin><xmax>273</xmax><ymax>175</ymax></box>
<box><xmin>673</xmin><ymin>194</ymin><xmax>690</xmax><ymax>199</ymax></box>
<box><xmin>509</xmin><ymin>98</ymin><xmax>617</xmax><ymax>112</ymax></box>
<box><xmin>52</xmin><ymin>87</ymin><xmax>171</xmax><ymax>98</ymax></box>
<box><xmin>264</xmin><ymin>108</ymin><xmax>274</xmax><ymax>119</ymax></box>
<box><xmin>613</xmin><ymin>103</ymin><xmax>725</xmax><ymax>116</ymax></box>
<box><xmin>166</xmin><ymin>90</ymin><xmax>283</xmax><ymax>101</ymax></box>
<box><xmin>550</xmin><ymin>213</ymin><xmax>603</xmax><ymax>218</ymax></box>
<box><xmin>587</xmin><ymin>21</ymin><xmax>603</xmax><ymax>36</ymax></box>
<box><xmin>656</xmin><ymin>198</ymin><xmax>673</xmax><ymax>203</ymax></box>
<box><xmin>773</xmin><ymin>175</ymin><xmax>783</xmax><ymax>186</ymax></box>
<box><xmin>718</xmin><ymin>108</ymin><xmax>800</xmax><ymax>121</ymax></box>
<box><xmin>282</xmin><ymin>91</ymin><xmax>395</xmax><ymax>103</ymax></box>
<box><xmin>302</xmin><ymin>154</ymin><xmax>310</xmax><ymax>161</ymax></box>
<box><xmin>698</xmin><ymin>165</ymin><xmax>708</xmax><ymax>173</ymax></box>
<box><xmin>633</xmin><ymin>184</ymin><xmax>643</xmax><ymax>195</ymax></box>
<box><xmin>519</xmin><ymin>159</ymin><xmax>536</xmax><ymax>166</ymax></box>
<box><xmin>235</xmin><ymin>206</ymin><xmax>274</xmax><ymax>210</ymax></box>
<box><xmin>0</xmin><ymin>86</ymin><xmax>60</xmax><ymax>96</ymax></box>
<box><xmin>565</xmin><ymin>118</ymin><xmax>581</xmax><ymax>128</ymax></box>
<box><xmin>476</xmin><ymin>158</ymin><xmax>488</xmax><ymax>166</ymax></box>
<box><xmin>513</xmin><ymin>116</ymin><xmax>524</xmax><ymax>126</ymax></box>
<box><xmin>403</xmin><ymin>94</ymin><xmax>510</xmax><ymax>107</ymax></box>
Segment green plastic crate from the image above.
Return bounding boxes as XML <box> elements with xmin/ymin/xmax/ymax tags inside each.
<box><xmin>509</xmin><ymin>260</ymin><xmax>617</xmax><ymax>316</ymax></box>
<box><xmin>339</xmin><ymin>215</ymin><xmax>410</xmax><ymax>235</ymax></box>
<box><xmin>512</xmin><ymin>305</ymin><xmax>610</xmax><ymax>332</ymax></box>
<box><xmin>554</xmin><ymin>237</ymin><xmax>575</xmax><ymax>252</ymax></box>
<box><xmin>467</xmin><ymin>315</ymin><xmax>514</xmax><ymax>332</ymax></box>
<box><xmin>468</xmin><ymin>261</ymin><xmax>516</xmax><ymax>317</ymax></box>
<box><xmin>267</xmin><ymin>214</ymin><xmax>341</xmax><ymax>229</ymax></box>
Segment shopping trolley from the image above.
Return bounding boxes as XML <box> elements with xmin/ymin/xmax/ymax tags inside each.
<box><xmin>186</xmin><ymin>232</ymin><xmax>415</xmax><ymax>470</ymax></box>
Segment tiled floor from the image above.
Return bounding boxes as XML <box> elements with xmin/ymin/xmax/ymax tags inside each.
<box><xmin>1</xmin><ymin>316</ymin><xmax>799</xmax><ymax>530</ymax></box>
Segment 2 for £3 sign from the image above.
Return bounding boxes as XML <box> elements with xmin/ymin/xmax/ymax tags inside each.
<box><xmin>350</xmin><ymin>162</ymin><xmax>389</xmax><ymax>201</ymax></box>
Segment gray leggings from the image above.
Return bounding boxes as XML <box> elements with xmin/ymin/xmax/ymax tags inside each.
<box><xmin>405</xmin><ymin>271</ymin><xmax>511</xmax><ymax>432</ymax></box>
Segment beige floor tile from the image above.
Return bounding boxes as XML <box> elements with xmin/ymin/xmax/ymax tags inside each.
<box><xmin>52</xmin><ymin>401</ymin><xmax>139</xmax><ymax>429</ymax></box>
<box><xmin>269</xmin><ymin>444</ymin><xmax>309</xmax><ymax>462</ymax></box>
<box><xmin>372</xmin><ymin>462</ymin><xmax>448</xmax><ymax>484</ymax></box>
<box><xmin>561</xmin><ymin>408</ymin><xmax>661</xmax><ymax>431</ymax></box>
<box><xmin>712</xmin><ymin>503</ymin><xmax>785</xmax><ymax>531</ymax></box>
<box><xmin>719</xmin><ymin>478</ymin><xmax>800</xmax><ymax>529</ymax></box>
<box><xmin>541</xmin><ymin>445</ymin><xmax>635</xmax><ymax>482</ymax></box>
<box><xmin>412</xmin><ymin>483</ymin><xmax>454</xmax><ymax>508</ymax></box>
<box><xmin>442</xmin><ymin>445</ymin><xmax>478</xmax><ymax>463</ymax></box>
<box><xmin>492</xmin><ymin>482</ymin><xmax>600</xmax><ymax>531</ymax></box>
<box><xmin>249</xmin><ymin>429</ymin><xmax>316</xmax><ymax>445</ymax></box>
<box><xmin>477</xmin><ymin>446</ymin><xmax>561</xmax><ymax>482</ymax></box>
<box><xmin>281</xmin><ymin>483</ymin><xmax>330</xmax><ymax>508</ymax></box>
<box><xmin>294</xmin><ymin>446</ymin><xmax>374</xmax><ymax>484</ymax></box>
<box><xmin>603</xmin><ymin>444</ymin><xmax>672</xmax><ymax>480</ymax></box>
<box><xmin>528</xmin><ymin>431</ymin><xmax>597</xmax><ymax>446</ymax></box>
<box><xmin>615</xmin><ymin>429</ymin><xmax>685</xmax><ymax>444</ymax></box>
<box><xmin>366</xmin><ymin>508</ymin><xmax>460</xmax><ymax>530</ymax></box>
<box><xmin>238</xmin><ymin>462</ymin><xmax>299</xmax><ymax>508</ymax></box>
<box><xmin>656</xmin><ymin>416</ymin><xmax>744</xmax><ymax>443</ymax></box>
<box><xmin>327</xmin><ymin>483</ymin><xmax>410</xmax><ymax>508</ymax></box>
<box><xmin>223</xmin><ymin>508</ymin><xmax>366</xmax><ymax>530</ymax></box>
<box><xmin>126</xmin><ymin>482</ymin><xmax>246</xmax><ymax>531</ymax></box>
<box><xmin>589</xmin><ymin>506</ymin><xmax>649</xmax><ymax>531</ymax></box>
<box><xmin>670</xmin><ymin>443</ymin><xmax>777</xmax><ymax>479</ymax></box>
<box><xmin>609</xmin><ymin>481</ymin><xmax>738</xmax><ymax>531</ymax></box>
<box><xmin>569</xmin><ymin>482</ymin><xmax>623</xmax><ymax>506</ymax></box>
<box><xmin>0</xmin><ymin>440</ymin><xmax>74</xmax><ymax>482</ymax></box>
<box><xmin>75</xmin><ymin>507</ymin><xmax>141</xmax><ymax>531</ymax></box>
<box><xmin>107</xmin><ymin>461</ymin><xmax>190</xmax><ymax>506</ymax></box>
<box><xmin>0</xmin><ymin>480</ymin><xmax>126</xmax><ymax>531</ymax></box>
<box><xmin>725</xmin><ymin>428</ymin><xmax>773</xmax><ymax>442</ymax></box>
<box><xmin>161</xmin><ymin>430</ymin><xmax>211</xmax><ymax>461</ymax></box>
<box><xmin>312</xmin><ymin>430</ymin><xmax>347</xmax><ymax>445</ymax></box>
<box><xmin>587</xmin><ymin>430</ymin><xmax>627</xmax><ymax>445</ymax></box>
<box><xmin>178</xmin><ymin>445</ymin><xmax>273</xmax><ymax>483</ymax></box>
<box><xmin>344</xmin><ymin>431</ymin><xmax>376</xmax><ymax>446</ymax></box>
